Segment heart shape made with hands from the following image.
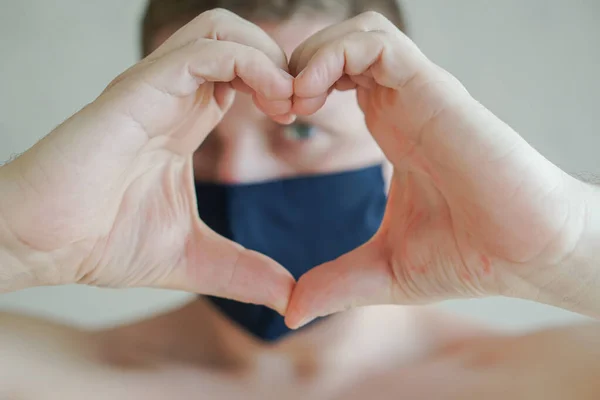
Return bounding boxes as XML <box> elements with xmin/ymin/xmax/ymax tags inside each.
<box><xmin>1</xmin><ymin>10</ymin><xmax>581</xmax><ymax>328</ymax></box>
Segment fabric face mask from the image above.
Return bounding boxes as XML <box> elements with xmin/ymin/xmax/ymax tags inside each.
<box><xmin>195</xmin><ymin>165</ymin><xmax>387</xmax><ymax>341</ymax></box>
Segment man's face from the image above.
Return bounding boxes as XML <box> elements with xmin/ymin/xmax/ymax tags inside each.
<box><xmin>151</xmin><ymin>15</ymin><xmax>385</xmax><ymax>184</ymax></box>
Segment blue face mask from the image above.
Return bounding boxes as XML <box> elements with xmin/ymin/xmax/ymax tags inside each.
<box><xmin>195</xmin><ymin>165</ymin><xmax>387</xmax><ymax>341</ymax></box>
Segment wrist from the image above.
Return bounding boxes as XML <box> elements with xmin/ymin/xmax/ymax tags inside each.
<box><xmin>524</xmin><ymin>179</ymin><xmax>600</xmax><ymax>318</ymax></box>
<box><xmin>0</xmin><ymin>204</ymin><xmax>29</xmax><ymax>292</ymax></box>
<box><xmin>564</xmin><ymin>181</ymin><xmax>600</xmax><ymax>316</ymax></box>
<box><xmin>0</xmin><ymin>166</ymin><xmax>48</xmax><ymax>292</ymax></box>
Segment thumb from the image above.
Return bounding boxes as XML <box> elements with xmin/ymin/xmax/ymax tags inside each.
<box><xmin>161</xmin><ymin>226</ymin><xmax>295</xmax><ymax>316</ymax></box>
<box><xmin>285</xmin><ymin>238</ymin><xmax>394</xmax><ymax>329</ymax></box>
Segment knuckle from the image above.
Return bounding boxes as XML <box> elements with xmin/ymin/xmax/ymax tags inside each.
<box><xmin>204</xmin><ymin>7</ymin><xmax>232</xmax><ymax>20</ymax></box>
<box><xmin>197</xmin><ymin>8</ymin><xmax>231</xmax><ymax>28</ymax></box>
<box><xmin>198</xmin><ymin>38</ymin><xmax>235</xmax><ymax>58</ymax></box>
<box><xmin>344</xmin><ymin>29</ymin><xmax>388</xmax><ymax>46</ymax></box>
<box><xmin>194</xmin><ymin>8</ymin><xmax>239</xmax><ymax>41</ymax></box>
<box><xmin>368</xmin><ymin>29</ymin><xmax>391</xmax><ymax>42</ymax></box>
<box><xmin>356</xmin><ymin>11</ymin><xmax>389</xmax><ymax>29</ymax></box>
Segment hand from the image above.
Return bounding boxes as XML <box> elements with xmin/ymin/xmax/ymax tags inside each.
<box><xmin>0</xmin><ymin>9</ymin><xmax>294</xmax><ymax>312</ymax></box>
<box><xmin>286</xmin><ymin>11</ymin><xmax>597</xmax><ymax>328</ymax></box>
<box><xmin>332</xmin><ymin>322</ymin><xmax>600</xmax><ymax>400</ymax></box>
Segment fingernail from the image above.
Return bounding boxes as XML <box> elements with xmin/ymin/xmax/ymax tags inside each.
<box><xmin>269</xmin><ymin>299</ymin><xmax>288</xmax><ymax>317</ymax></box>
<box><xmin>294</xmin><ymin>316</ymin><xmax>315</xmax><ymax>329</ymax></box>
<box><xmin>281</xmin><ymin>113</ymin><xmax>297</xmax><ymax>125</ymax></box>
<box><xmin>272</xmin><ymin>113</ymin><xmax>296</xmax><ymax>125</ymax></box>
<box><xmin>275</xmin><ymin>306</ymin><xmax>287</xmax><ymax>317</ymax></box>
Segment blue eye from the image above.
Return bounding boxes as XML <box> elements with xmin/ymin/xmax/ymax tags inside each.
<box><xmin>283</xmin><ymin>122</ymin><xmax>316</xmax><ymax>141</ymax></box>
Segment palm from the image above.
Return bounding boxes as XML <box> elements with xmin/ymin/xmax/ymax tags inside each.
<box><xmin>6</xmin><ymin>77</ymin><xmax>227</xmax><ymax>288</ymax></box>
<box><xmin>360</xmin><ymin>82</ymin><xmax>583</xmax><ymax>300</ymax></box>
<box><xmin>81</xmin><ymin>89</ymin><xmax>214</xmax><ymax>288</ymax></box>
<box><xmin>286</xmin><ymin>79</ymin><xmax>584</xmax><ymax>327</ymax></box>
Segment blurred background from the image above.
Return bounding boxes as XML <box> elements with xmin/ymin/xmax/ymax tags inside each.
<box><xmin>0</xmin><ymin>0</ymin><xmax>598</xmax><ymax>330</ymax></box>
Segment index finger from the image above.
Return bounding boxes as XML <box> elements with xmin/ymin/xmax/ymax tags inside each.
<box><xmin>148</xmin><ymin>8</ymin><xmax>289</xmax><ymax>72</ymax></box>
<box><xmin>289</xmin><ymin>11</ymin><xmax>400</xmax><ymax>76</ymax></box>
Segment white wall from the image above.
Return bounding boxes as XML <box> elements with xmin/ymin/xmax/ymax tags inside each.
<box><xmin>0</xmin><ymin>0</ymin><xmax>597</xmax><ymax>330</ymax></box>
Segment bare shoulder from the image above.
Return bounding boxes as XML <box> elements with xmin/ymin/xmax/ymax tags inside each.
<box><xmin>0</xmin><ymin>311</ymin><xmax>93</xmax><ymax>354</ymax></box>
<box><xmin>0</xmin><ymin>312</ymin><xmax>103</xmax><ymax>398</ymax></box>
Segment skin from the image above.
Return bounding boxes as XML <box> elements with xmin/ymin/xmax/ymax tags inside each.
<box><xmin>1</xmin><ymin>10</ymin><xmax>489</xmax><ymax>399</ymax></box>
<box><xmin>284</xmin><ymin>12</ymin><xmax>600</xmax><ymax>327</ymax></box>
<box><xmin>0</xmin><ymin>7</ymin><xmax>598</xmax><ymax>319</ymax></box>
<box><xmin>0</xmin><ymin>305</ymin><xmax>491</xmax><ymax>399</ymax></box>
<box><xmin>32</xmin><ymin>11</ymin><xmax>487</xmax><ymax>397</ymax></box>
<box><xmin>85</xmin><ymin>14</ymin><xmax>486</xmax><ymax>391</ymax></box>
<box><xmin>334</xmin><ymin>322</ymin><xmax>600</xmax><ymax>400</ymax></box>
<box><xmin>1</xmin><ymin>8</ymin><xmax>599</xmax><ymax>399</ymax></box>
<box><xmin>3</xmin><ymin>310</ymin><xmax>600</xmax><ymax>399</ymax></box>
<box><xmin>0</xmin><ymin>10</ymin><xmax>297</xmax><ymax>312</ymax></box>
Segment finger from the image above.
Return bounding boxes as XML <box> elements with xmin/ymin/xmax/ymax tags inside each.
<box><xmin>292</xmin><ymin>94</ymin><xmax>328</xmax><ymax>117</ymax></box>
<box><xmin>350</xmin><ymin>74</ymin><xmax>376</xmax><ymax>89</ymax></box>
<box><xmin>213</xmin><ymin>82</ymin><xmax>236</xmax><ymax>111</ymax></box>
<box><xmin>289</xmin><ymin>12</ymin><xmax>402</xmax><ymax>116</ymax></box>
<box><xmin>285</xmin><ymin>239</ymin><xmax>394</xmax><ymax>329</ymax></box>
<box><xmin>294</xmin><ymin>30</ymin><xmax>423</xmax><ymax>102</ymax></box>
<box><xmin>129</xmin><ymin>39</ymin><xmax>293</xmax><ymax>139</ymax></box>
<box><xmin>236</xmin><ymin>80</ymin><xmax>297</xmax><ymax>122</ymax></box>
<box><xmin>292</xmin><ymin>86</ymin><xmax>334</xmax><ymax>117</ymax></box>
<box><xmin>149</xmin><ymin>39</ymin><xmax>293</xmax><ymax>100</ymax></box>
<box><xmin>164</xmin><ymin>226</ymin><xmax>295</xmax><ymax>315</ymax></box>
<box><xmin>333</xmin><ymin>75</ymin><xmax>357</xmax><ymax>91</ymax></box>
<box><xmin>147</xmin><ymin>8</ymin><xmax>288</xmax><ymax>72</ymax></box>
<box><xmin>253</xmin><ymin>93</ymin><xmax>293</xmax><ymax>117</ymax></box>
<box><xmin>214</xmin><ymin>81</ymin><xmax>292</xmax><ymax>125</ymax></box>
<box><xmin>109</xmin><ymin>9</ymin><xmax>290</xmax><ymax>92</ymax></box>
<box><xmin>230</xmin><ymin>77</ymin><xmax>253</xmax><ymax>94</ymax></box>
<box><xmin>151</xmin><ymin>161</ymin><xmax>294</xmax><ymax>314</ymax></box>
<box><xmin>289</xmin><ymin>11</ymin><xmax>399</xmax><ymax>76</ymax></box>
<box><xmin>271</xmin><ymin>113</ymin><xmax>297</xmax><ymax>125</ymax></box>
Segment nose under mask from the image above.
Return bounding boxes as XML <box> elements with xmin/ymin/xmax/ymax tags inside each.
<box><xmin>195</xmin><ymin>165</ymin><xmax>387</xmax><ymax>341</ymax></box>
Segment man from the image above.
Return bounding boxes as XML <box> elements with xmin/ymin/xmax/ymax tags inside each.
<box><xmin>1</xmin><ymin>1</ymin><xmax>599</xmax><ymax>398</ymax></box>
<box><xmin>0</xmin><ymin>1</ymin><xmax>488</xmax><ymax>397</ymax></box>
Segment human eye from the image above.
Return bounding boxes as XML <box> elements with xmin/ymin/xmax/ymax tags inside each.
<box><xmin>282</xmin><ymin>121</ymin><xmax>317</xmax><ymax>142</ymax></box>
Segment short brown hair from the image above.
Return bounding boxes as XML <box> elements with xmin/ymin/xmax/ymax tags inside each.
<box><xmin>141</xmin><ymin>0</ymin><xmax>408</xmax><ymax>56</ymax></box>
